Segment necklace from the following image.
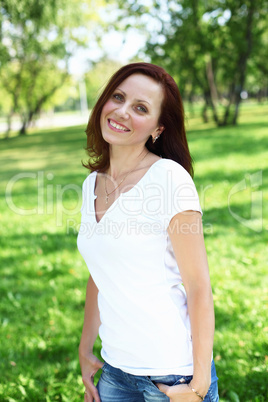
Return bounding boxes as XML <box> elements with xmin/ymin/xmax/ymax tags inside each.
<box><xmin>104</xmin><ymin>151</ymin><xmax>149</xmax><ymax>204</ymax></box>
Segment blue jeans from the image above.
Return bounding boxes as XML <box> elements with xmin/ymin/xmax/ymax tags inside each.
<box><xmin>96</xmin><ymin>360</ymin><xmax>219</xmax><ymax>401</ymax></box>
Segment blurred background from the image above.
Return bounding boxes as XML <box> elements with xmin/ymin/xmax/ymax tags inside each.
<box><xmin>0</xmin><ymin>1</ymin><xmax>267</xmax><ymax>401</ymax></box>
<box><xmin>0</xmin><ymin>0</ymin><xmax>267</xmax><ymax>135</ymax></box>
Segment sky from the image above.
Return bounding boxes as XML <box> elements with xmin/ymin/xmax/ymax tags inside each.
<box><xmin>68</xmin><ymin>29</ymin><xmax>147</xmax><ymax>77</ymax></box>
<box><xmin>68</xmin><ymin>3</ymin><xmax>233</xmax><ymax>77</ymax></box>
<box><xmin>67</xmin><ymin>0</ymin><xmax>171</xmax><ymax>77</ymax></box>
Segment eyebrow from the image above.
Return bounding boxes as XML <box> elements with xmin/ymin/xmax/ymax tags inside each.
<box><xmin>117</xmin><ymin>88</ymin><xmax>150</xmax><ymax>105</ymax></box>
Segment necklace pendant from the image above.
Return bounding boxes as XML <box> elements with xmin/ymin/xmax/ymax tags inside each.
<box><xmin>105</xmin><ymin>195</ymin><xmax>109</xmax><ymax>204</ymax></box>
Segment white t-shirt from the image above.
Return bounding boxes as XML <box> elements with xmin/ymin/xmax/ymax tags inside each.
<box><xmin>77</xmin><ymin>158</ymin><xmax>203</xmax><ymax>375</ymax></box>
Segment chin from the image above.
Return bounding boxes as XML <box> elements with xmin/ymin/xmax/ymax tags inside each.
<box><xmin>102</xmin><ymin>130</ymin><xmax>129</xmax><ymax>143</ymax></box>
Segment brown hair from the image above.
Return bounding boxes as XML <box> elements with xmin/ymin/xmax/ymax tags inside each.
<box><xmin>83</xmin><ymin>62</ymin><xmax>193</xmax><ymax>177</ymax></box>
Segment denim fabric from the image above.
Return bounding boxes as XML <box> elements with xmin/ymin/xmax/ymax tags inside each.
<box><xmin>96</xmin><ymin>360</ymin><xmax>219</xmax><ymax>401</ymax></box>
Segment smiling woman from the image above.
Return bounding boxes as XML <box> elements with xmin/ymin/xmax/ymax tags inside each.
<box><xmin>100</xmin><ymin>74</ymin><xmax>164</xmax><ymax>148</ymax></box>
<box><xmin>77</xmin><ymin>63</ymin><xmax>219</xmax><ymax>402</ymax></box>
<box><xmin>83</xmin><ymin>63</ymin><xmax>192</xmax><ymax>176</ymax></box>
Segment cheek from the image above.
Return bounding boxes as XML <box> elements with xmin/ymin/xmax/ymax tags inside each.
<box><xmin>101</xmin><ymin>100</ymin><xmax>114</xmax><ymax>117</ymax></box>
<box><xmin>100</xmin><ymin>102</ymin><xmax>112</xmax><ymax>131</ymax></box>
<box><xmin>133</xmin><ymin>117</ymin><xmax>158</xmax><ymax>135</ymax></box>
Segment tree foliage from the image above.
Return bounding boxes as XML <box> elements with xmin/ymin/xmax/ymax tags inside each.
<box><xmin>0</xmin><ymin>0</ymin><xmax>107</xmax><ymax>135</ymax></box>
<box><xmin>84</xmin><ymin>59</ymin><xmax>123</xmax><ymax>108</ymax></box>
<box><xmin>117</xmin><ymin>0</ymin><xmax>268</xmax><ymax>126</ymax></box>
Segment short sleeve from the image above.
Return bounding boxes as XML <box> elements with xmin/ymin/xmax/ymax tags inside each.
<box><xmin>156</xmin><ymin>160</ymin><xmax>203</xmax><ymax>228</ymax></box>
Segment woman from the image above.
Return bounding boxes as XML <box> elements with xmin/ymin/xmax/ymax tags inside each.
<box><xmin>77</xmin><ymin>63</ymin><xmax>219</xmax><ymax>402</ymax></box>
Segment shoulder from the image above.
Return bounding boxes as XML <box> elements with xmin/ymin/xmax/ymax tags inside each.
<box><xmin>147</xmin><ymin>159</ymin><xmax>202</xmax><ymax>221</ymax></box>
<box><xmin>81</xmin><ymin>171</ymin><xmax>97</xmax><ymax>190</ymax></box>
<box><xmin>153</xmin><ymin>158</ymin><xmax>193</xmax><ymax>181</ymax></box>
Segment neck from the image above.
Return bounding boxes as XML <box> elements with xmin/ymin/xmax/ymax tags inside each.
<box><xmin>108</xmin><ymin>145</ymin><xmax>148</xmax><ymax>179</ymax></box>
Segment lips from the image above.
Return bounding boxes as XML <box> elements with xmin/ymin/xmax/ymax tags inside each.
<box><xmin>108</xmin><ymin>118</ymin><xmax>130</xmax><ymax>132</ymax></box>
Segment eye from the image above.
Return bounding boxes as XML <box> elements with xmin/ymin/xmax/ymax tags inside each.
<box><xmin>112</xmin><ymin>93</ymin><xmax>124</xmax><ymax>101</ymax></box>
<box><xmin>136</xmin><ymin>105</ymin><xmax>147</xmax><ymax>113</ymax></box>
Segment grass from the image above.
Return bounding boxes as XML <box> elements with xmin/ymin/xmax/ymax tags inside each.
<box><xmin>0</xmin><ymin>102</ymin><xmax>267</xmax><ymax>401</ymax></box>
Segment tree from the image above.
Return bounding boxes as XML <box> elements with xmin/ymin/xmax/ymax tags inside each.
<box><xmin>84</xmin><ymin>59</ymin><xmax>123</xmax><ymax>108</ymax></box>
<box><xmin>116</xmin><ymin>0</ymin><xmax>268</xmax><ymax>126</ymax></box>
<box><xmin>0</xmin><ymin>0</ymin><xmax>108</xmax><ymax>136</ymax></box>
<box><xmin>210</xmin><ymin>0</ymin><xmax>267</xmax><ymax>125</ymax></box>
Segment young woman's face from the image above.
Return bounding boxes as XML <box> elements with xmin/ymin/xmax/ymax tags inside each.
<box><xmin>100</xmin><ymin>74</ymin><xmax>164</xmax><ymax>147</ymax></box>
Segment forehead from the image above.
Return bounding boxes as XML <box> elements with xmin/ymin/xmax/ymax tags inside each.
<box><xmin>117</xmin><ymin>73</ymin><xmax>164</xmax><ymax>103</ymax></box>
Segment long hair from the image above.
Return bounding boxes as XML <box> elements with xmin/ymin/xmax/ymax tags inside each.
<box><xmin>83</xmin><ymin>62</ymin><xmax>193</xmax><ymax>177</ymax></box>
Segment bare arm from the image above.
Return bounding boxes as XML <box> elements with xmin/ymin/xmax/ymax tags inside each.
<box><xmin>79</xmin><ymin>275</ymin><xmax>101</xmax><ymax>352</ymax></box>
<box><xmin>79</xmin><ymin>275</ymin><xmax>103</xmax><ymax>402</ymax></box>
<box><xmin>158</xmin><ymin>211</ymin><xmax>214</xmax><ymax>401</ymax></box>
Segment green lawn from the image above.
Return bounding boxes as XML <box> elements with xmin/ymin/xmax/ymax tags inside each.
<box><xmin>0</xmin><ymin>102</ymin><xmax>267</xmax><ymax>401</ymax></box>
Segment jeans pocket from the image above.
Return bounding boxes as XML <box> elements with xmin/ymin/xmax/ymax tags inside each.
<box><xmin>205</xmin><ymin>378</ymin><xmax>219</xmax><ymax>402</ymax></box>
<box><xmin>148</xmin><ymin>374</ymin><xmax>193</xmax><ymax>389</ymax></box>
<box><xmin>172</xmin><ymin>375</ymin><xmax>193</xmax><ymax>386</ymax></box>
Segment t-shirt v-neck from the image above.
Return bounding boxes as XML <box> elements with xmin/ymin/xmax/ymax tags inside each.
<box><xmin>77</xmin><ymin>158</ymin><xmax>203</xmax><ymax>376</ymax></box>
<box><xmin>93</xmin><ymin>159</ymin><xmax>164</xmax><ymax>224</ymax></box>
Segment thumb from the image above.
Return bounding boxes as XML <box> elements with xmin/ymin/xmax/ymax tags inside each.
<box><xmin>156</xmin><ymin>383</ymin><xmax>170</xmax><ymax>395</ymax></box>
<box><xmin>96</xmin><ymin>360</ymin><xmax>104</xmax><ymax>370</ymax></box>
<box><xmin>90</xmin><ymin>354</ymin><xmax>104</xmax><ymax>370</ymax></box>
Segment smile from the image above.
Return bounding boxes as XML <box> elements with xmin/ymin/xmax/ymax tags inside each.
<box><xmin>108</xmin><ymin>119</ymin><xmax>130</xmax><ymax>132</ymax></box>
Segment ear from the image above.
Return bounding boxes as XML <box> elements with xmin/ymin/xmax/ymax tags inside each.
<box><xmin>158</xmin><ymin>125</ymin><xmax>165</xmax><ymax>135</ymax></box>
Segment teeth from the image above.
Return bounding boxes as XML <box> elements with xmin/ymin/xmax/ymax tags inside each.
<box><xmin>110</xmin><ymin>120</ymin><xmax>129</xmax><ymax>131</ymax></box>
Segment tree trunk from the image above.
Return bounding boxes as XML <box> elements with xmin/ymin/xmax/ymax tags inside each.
<box><xmin>19</xmin><ymin>109</ymin><xmax>35</xmax><ymax>135</ymax></box>
<box><xmin>18</xmin><ymin>75</ymin><xmax>69</xmax><ymax>136</ymax></box>
<box><xmin>202</xmin><ymin>92</ymin><xmax>210</xmax><ymax>123</ymax></box>
<box><xmin>205</xmin><ymin>58</ymin><xmax>219</xmax><ymax>125</ymax></box>
<box><xmin>210</xmin><ymin>99</ymin><xmax>219</xmax><ymax>125</ymax></box>
<box><xmin>206</xmin><ymin>58</ymin><xmax>218</xmax><ymax>102</ymax></box>
<box><xmin>221</xmin><ymin>83</ymin><xmax>235</xmax><ymax>126</ymax></box>
<box><xmin>27</xmin><ymin>110</ymin><xmax>35</xmax><ymax>128</ymax></box>
<box><xmin>232</xmin><ymin>2</ymin><xmax>254</xmax><ymax>125</ymax></box>
<box><xmin>5</xmin><ymin>112</ymin><xmax>13</xmax><ymax>139</ymax></box>
<box><xmin>232</xmin><ymin>98</ymin><xmax>240</xmax><ymax>125</ymax></box>
<box><xmin>201</xmin><ymin>103</ymin><xmax>208</xmax><ymax>123</ymax></box>
<box><xmin>187</xmin><ymin>89</ymin><xmax>195</xmax><ymax>117</ymax></box>
<box><xmin>19</xmin><ymin>119</ymin><xmax>27</xmax><ymax>135</ymax></box>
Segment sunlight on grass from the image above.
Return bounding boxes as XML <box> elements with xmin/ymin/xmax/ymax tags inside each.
<box><xmin>0</xmin><ymin>102</ymin><xmax>267</xmax><ymax>401</ymax></box>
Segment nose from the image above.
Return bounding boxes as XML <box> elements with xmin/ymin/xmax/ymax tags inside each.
<box><xmin>115</xmin><ymin>103</ymin><xmax>130</xmax><ymax>120</ymax></box>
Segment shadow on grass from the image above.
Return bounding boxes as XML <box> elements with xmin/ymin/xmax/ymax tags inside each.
<box><xmin>202</xmin><ymin>201</ymin><xmax>265</xmax><ymax>237</ymax></box>
<box><xmin>196</xmin><ymin>167</ymin><xmax>268</xmax><ymax>186</ymax></box>
<box><xmin>0</xmin><ymin>126</ymin><xmax>90</xmax><ymax>190</ymax></box>
<box><xmin>0</xmin><ymin>125</ymin><xmax>87</xmax><ymax>149</ymax></box>
<box><xmin>0</xmin><ymin>230</ymin><xmax>78</xmax><ymax>261</ymax></box>
<box><xmin>189</xmin><ymin>121</ymin><xmax>268</xmax><ymax>161</ymax></box>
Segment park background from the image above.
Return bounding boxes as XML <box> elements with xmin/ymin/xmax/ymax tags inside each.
<box><xmin>0</xmin><ymin>0</ymin><xmax>267</xmax><ymax>401</ymax></box>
